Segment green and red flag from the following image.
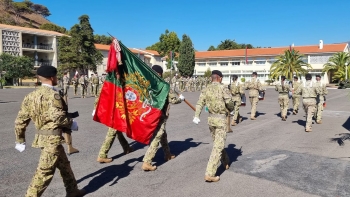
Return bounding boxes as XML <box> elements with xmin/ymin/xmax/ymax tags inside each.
<box><xmin>93</xmin><ymin>38</ymin><xmax>170</xmax><ymax>144</ymax></box>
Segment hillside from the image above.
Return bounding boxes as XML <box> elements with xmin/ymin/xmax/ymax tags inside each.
<box><xmin>0</xmin><ymin>3</ymin><xmax>50</xmax><ymax>29</ymax></box>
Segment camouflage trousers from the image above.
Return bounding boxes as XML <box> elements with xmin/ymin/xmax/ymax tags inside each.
<box><xmin>93</xmin><ymin>84</ymin><xmax>99</xmax><ymax>96</ymax></box>
<box><xmin>278</xmin><ymin>94</ymin><xmax>289</xmax><ymax>117</ymax></box>
<box><xmin>231</xmin><ymin>96</ymin><xmax>241</xmax><ymax>122</ymax></box>
<box><xmin>315</xmin><ymin>97</ymin><xmax>324</xmax><ymax>121</ymax></box>
<box><xmin>302</xmin><ymin>98</ymin><xmax>317</xmax><ymax>130</ymax></box>
<box><xmin>26</xmin><ymin>145</ymin><xmax>77</xmax><ymax>197</ymax></box>
<box><xmin>98</xmin><ymin>128</ymin><xmax>130</xmax><ymax>158</ymax></box>
<box><xmin>73</xmin><ymin>85</ymin><xmax>78</xmax><ymax>95</ymax></box>
<box><xmin>249</xmin><ymin>96</ymin><xmax>259</xmax><ymax>118</ymax></box>
<box><xmin>80</xmin><ymin>85</ymin><xmax>85</xmax><ymax>97</ymax></box>
<box><xmin>206</xmin><ymin>124</ymin><xmax>229</xmax><ymax>177</ymax></box>
<box><xmin>63</xmin><ymin>85</ymin><xmax>69</xmax><ymax>96</ymax></box>
<box><xmin>292</xmin><ymin>95</ymin><xmax>300</xmax><ymax>111</ymax></box>
<box><xmin>143</xmin><ymin>118</ymin><xmax>170</xmax><ymax>163</ymax></box>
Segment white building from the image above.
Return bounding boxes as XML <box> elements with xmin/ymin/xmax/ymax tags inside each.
<box><xmin>0</xmin><ymin>24</ymin><xmax>63</xmax><ymax>69</ymax></box>
<box><xmin>194</xmin><ymin>42</ymin><xmax>349</xmax><ymax>84</ymax></box>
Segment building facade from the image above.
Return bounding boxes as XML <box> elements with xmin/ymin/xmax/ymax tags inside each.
<box><xmin>194</xmin><ymin>42</ymin><xmax>349</xmax><ymax>84</ymax></box>
<box><xmin>0</xmin><ymin>24</ymin><xmax>64</xmax><ymax>69</ymax></box>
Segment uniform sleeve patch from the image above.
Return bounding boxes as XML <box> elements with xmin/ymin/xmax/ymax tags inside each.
<box><xmin>54</xmin><ymin>93</ymin><xmax>61</xmax><ymax>100</ymax></box>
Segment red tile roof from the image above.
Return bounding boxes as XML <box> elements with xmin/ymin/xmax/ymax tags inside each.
<box><xmin>0</xmin><ymin>24</ymin><xmax>66</xmax><ymax>36</ymax></box>
<box><xmin>195</xmin><ymin>43</ymin><xmax>348</xmax><ymax>59</ymax></box>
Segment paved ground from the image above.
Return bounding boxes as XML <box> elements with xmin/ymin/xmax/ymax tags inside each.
<box><xmin>1</xmin><ymin>87</ymin><xmax>350</xmax><ymax>197</ymax></box>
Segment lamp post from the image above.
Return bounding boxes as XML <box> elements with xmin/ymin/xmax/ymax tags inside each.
<box><xmin>346</xmin><ymin>62</ymin><xmax>349</xmax><ymax>81</ymax></box>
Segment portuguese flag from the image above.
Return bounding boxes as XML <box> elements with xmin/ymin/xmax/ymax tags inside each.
<box><xmin>93</xmin><ymin>39</ymin><xmax>170</xmax><ymax>144</ymax></box>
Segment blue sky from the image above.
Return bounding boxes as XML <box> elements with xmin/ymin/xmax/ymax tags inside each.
<box><xmin>33</xmin><ymin>0</ymin><xmax>349</xmax><ymax>51</ymax></box>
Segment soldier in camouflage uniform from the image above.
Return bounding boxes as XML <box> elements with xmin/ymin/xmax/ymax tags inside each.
<box><xmin>245</xmin><ymin>72</ymin><xmax>263</xmax><ymax>120</ymax></box>
<box><xmin>92</xmin><ymin>73</ymin><xmax>100</xmax><ymax>97</ymax></box>
<box><xmin>275</xmin><ymin>76</ymin><xmax>290</xmax><ymax>121</ymax></box>
<box><xmin>291</xmin><ymin>76</ymin><xmax>302</xmax><ymax>115</ymax></box>
<box><xmin>193</xmin><ymin>70</ymin><xmax>234</xmax><ymax>182</ymax></box>
<box><xmin>171</xmin><ymin>74</ymin><xmax>177</xmax><ymax>91</ymax></box>
<box><xmin>142</xmin><ymin>65</ymin><xmax>185</xmax><ymax>171</ymax></box>
<box><xmin>93</xmin><ymin>86</ymin><xmax>133</xmax><ymax>163</ymax></box>
<box><xmin>186</xmin><ymin>77</ymin><xmax>192</xmax><ymax>92</ymax></box>
<box><xmin>89</xmin><ymin>74</ymin><xmax>94</xmax><ymax>96</ymax></box>
<box><xmin>314</xmin><ymin>75</ymin><xmax>328</xmax><ymax>124</ymax></box>
<box><xmin>62</xmin><ymin>72</ymin><xmax>70</xmax><ymax>103</ymax></box>
<box><xmin>295</xmin><ymin>74</ymin><xmax>321</xmax><ymax>132</ymax></box>
<box><xmin>71</xmin><ymin>76</ymin><xmax>79</xmax><ymax>95</ymax></box>
<box><xmin>230</xmin><ymin>75</ymin><xmax>244</xmax><ymax>126</ymax></box>
<box><xmin>14</xmin><ymin>66</ymin><xmax>85</xmax><ymax>197</ymax></box>
<box><xmin>78</xmin><ymin>75</ymin><xmax>86</xmax><ymax>98</ymax></box>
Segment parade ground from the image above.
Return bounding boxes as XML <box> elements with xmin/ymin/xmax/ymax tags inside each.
<box><xmin>1</xmin><ymin>87</ymin><xmax>350</xmax><ymax>197</ymax></box>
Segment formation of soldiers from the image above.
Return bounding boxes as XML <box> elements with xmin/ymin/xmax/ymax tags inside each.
<box><xmin>165</xmin><ymin>74</ymin><xmax>211</xmax><ymax>92</ymax></box>
<box><xmin>13</xmin><ymin>65</ymin><xmax>329</xmax><ymax>196</ymax></box>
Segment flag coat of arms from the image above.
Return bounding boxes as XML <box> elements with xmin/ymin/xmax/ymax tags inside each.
<box><xmin>93</xmin><ymin>39</ymin><xmax>170</xmax><ymax>144</ymax></box>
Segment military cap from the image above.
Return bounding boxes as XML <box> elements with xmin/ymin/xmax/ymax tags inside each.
<box><xmin>281</xmin><ymin>76</ymin><xmax>286</xmax><ymax>80</ymax></box>
<box><xmin>305</xmin><ymin>74</ymin><xmax>312</xmax><ymax>79</ymax></box>
<box><xmin>152</xmin><ymin>65</ymin><xmax>163</xmax><ymax>74</ymax></box>
<box><xmin>316</xmin><ymin>74</ymin><xmax>321</xmax><ymax>78</ymax></box>
<box><xmin>36</xmin><ymin>66</ymin><xmax>57</xmax><ymax>77</ymax></box>
<box><xmin>252</xmin><ymin>72</ymin><xmax>257</xmax><ymax>75</ymax></box>
<box><xmin>212</xmin><ymin>70</ymin><xmax>223</xmax><ymax>77</ymax></box>
<box><xmin>293</xmin><ymin>76</ymin><xmax>298</xmax><ymax>79</ymax></box>
<box><xmin>232</xmin><ymin>75</ymin><xmax>238</xmax><ymax>78</ymax></box>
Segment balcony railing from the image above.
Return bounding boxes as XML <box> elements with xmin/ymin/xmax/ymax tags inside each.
<box><xmin>22</xmin><ymin>43</ymin><xmax>35</xmax><ymax>49</ymax></box>
<box><xmin>22</xmin><ymin>43</ymin><xmax>53</xmax><ymax>50</ymax></box>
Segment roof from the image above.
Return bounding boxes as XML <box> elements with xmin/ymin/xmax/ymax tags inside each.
<box><xmin>195</xmin><ymin>43</ymin><xmax>348</xmax><ymax>59</ymax></box>
<box><xmin>132</xmin><ymin>48</ymin><xmax>160</xmax><ymax>56</ymax></box>
<box><xmin>94</xmin><ymin>44</ymin><xmax>145</xmax><ymax>54</ymax></box>
<box><xmin>0</xmin><ymin>24</ymin><xmax>66</xmax><ymax>36</ymax></box>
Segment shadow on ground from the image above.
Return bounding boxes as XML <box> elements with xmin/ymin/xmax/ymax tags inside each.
<box><xmin>217</xmin><ymin>144</ymin><xmax>243</xmax><ymax>176</ymax></box>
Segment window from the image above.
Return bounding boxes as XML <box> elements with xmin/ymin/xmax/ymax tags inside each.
<box><xmin>219</xmin><ymin>62</ymin><xmax>228</xmax><ymax>66</ymax></box>
<box><xmin>197</xmin><ymin>63</ymin><xmax>206</xmax><ymax>66</ymax></box>
<box><xmin>208</xmin><ymin>62</ymin><xmax>217</xmax><ymax>66</ymax></box>
<box><xmin>231</xmin><ymin>61</ymin><xmax>240</xmax><ymax>66</ymax></box>
<box><xmin>255</xmin><ymin>60</ymin><xmax>266</xmax><ymax>65</ymax></box>
<box><xmin>309</xmin><ymin>55</ymin><xmax>331</xmax><ymax>64</ymax></box>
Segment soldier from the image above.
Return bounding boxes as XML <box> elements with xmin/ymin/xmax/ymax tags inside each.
<box><xmin>84</xmin><ymin>75</ymin><xmax>90</xmax><ymax>95</ymax></box>
<box><xmin>142</xmin><ymin>65</ymin><xmax>185</xmax><ymax>171</ymax></box>
<box><xmin>195</xmin><ymin>76</ymin><xmax>199</xmax><ymax>91</ymax></box>
<box><xmin>62</xmin><ymin>72</ymin><xmax>70</xmax><ymax>103</ymax></box>
<box><xmin>171</xmin><ymin>74</ymin><xmax>177</xmax><ymax>91</ymax></box>
<box><xmin>101</xmin><ymin>73</ymin><xmax>106</xmax><ymax>84</ymax></box>
<box><xmin>291</xmin><ymin>76</ymin><xmax>302</xmax><ymax>115</ymax></box>
<box><xmin>89</xmin><ymin>74</ymin><xmax>94</xmax><ymax>96</ymax></box>
<box><xmin>191</xmin><ymin>76</ymin><xmax>196</xmax><ymax>92</ymax></box>
<box><xmin>275</xmin><ymin>76</ymin><xmax>290</xmax><ymax>121</ymax></box>
<box><xmin>193</xmin><ymin>70</ymin><xmax>234</xmax><ymax>182</ymax></box>
<box><xmin>93</xmin><ymin>86</ymin><xmax>134</xmax><ymax>163</ymax></box>
<box><xmin>71</xmin><ymin>75</ymin><xmax>79</xmax><ymax>95</ymax></box>
<box><xmin>92</xmin><ymin>73</ymin><xmax>100</xmax><ymax>97</ymax></box>
<box><xmin>179</xmin><ymin>76</ymin><xmax>184</xmax><ymax>92</ymax></box>
<box><xmin>186</xmin><ymin>77</ymin><xmax>192</xmax><ymax>92</ymax></box>
<box><xmin>295</xmin><ymin>74</ymin><xmax>321</xmax><ymax>132</ymax></box>
<box><xmin>230</xmin><ymin>75</ymin><xmax>244</xmax><ymax>126</ymax></box>
<box><xmin>78</xmin><ymin>75</ymin><xmax>86</xmax><ymax>98</ymax></box>
<box><xmin>314</xmin><ymin>75</ymin><xmax>328</xmax><ymax>124</ymax></box>
<box><xmin>14</xmin><ymin>65</ymin><xmax>85</xmax><ymax>197</ymax></box>
<box><xmin>245</xmin><ymin>72</ymin><xmax>263</xmax><ymax>120</ymax></box>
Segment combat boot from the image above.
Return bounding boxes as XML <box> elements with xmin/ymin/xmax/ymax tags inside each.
<box><xmin>316</xmin><ymin>120</ymin><xmax>322</xmax><ymax>124</ymax></box>
<box><xmin>251</xmin><ymin>117</ymin><xmax>256</xmax><ymax>120</ymax></box>
<box><xmin>124</xmin><ymin>147</ymin><xmax>134</xmax><ymax>154</ymax></box>
<box><xmin>231</xmin><ymin>119</ymin><xmax>237</xmax><ymax>126</ymax></box>
<box><xmin>64</xmin><ymin>133</ymin><xmax>79</xmax><ymax>155</ymax></box>
<box><xmin>97</xmin><ymin>157</ymin><xmax>113</xmax><ymax>163</ymax></box>
<box><xmin>142</xmin><ymin>162</ymin><xmax>157</xmax><ymax>171</ymax></box>
<box><xmin>305</xmin><ymin>128</ymin><xmax>312</xmax><ymax>132</ymax></box>
<box><xmin>282</xmin><ymin>116</ymin><xmax>286</xmax><ymax>121</ymax></box>
<box><xmin>204</xmin><ymin>175</ymin><xmax>220</xmax><ymax>182</ymax></box>
<box><xmin>293</xmin><ymin>111</ymin><xmax>297</xmax><ymax>115</ymax></box>
<box><xmin>164</xmin><ymin>153</ymin><xmax>176</xmax><ymax>161</ymax></box>
<box><xmin>66</xmin><ymin>189</ymin><xmax>86</xmax><ymax>197</ymax></box>
<box><xmin>239</xmin><ymin>116</ymin><xmax>243</xmax><ymax>123</ymax></box>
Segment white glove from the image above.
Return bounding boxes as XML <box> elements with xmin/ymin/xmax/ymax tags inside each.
<box><xmin>179</xmin><ymin>94</ymin><xmax>185</xmax><ymax>101</ymax></box>
<box><xmin>71</xmin><ymin>120</ymin><xmax>79</xmax><ymax>131</ymax></box>
<box><xmin>92</xmin><ymin>110</ymin><xmax>95</xmax><ymax>117</ymax></box>
<box><xmin>193</xmin><ymin>117</ymin><xmax>200</xmax><ymax>124</ymax></box>
<box><xmin>230</xmin><ymin>111</ymin><xmax>234</xmax><ymax>116</ymax></box>
<box><xmin>15</xmin><ymin>142</ymin><xmax>26</xmax><ymax>152</ymax></box>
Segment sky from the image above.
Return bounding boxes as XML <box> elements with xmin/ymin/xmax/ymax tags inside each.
<box><xmin>33</xmin><ymin>0</ymin><xmax>350</xmax><ymax>51</ymax></box>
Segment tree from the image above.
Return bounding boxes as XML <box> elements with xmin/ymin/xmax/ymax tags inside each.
<box><xmin>57</xmin><ymin>36</ymin><xmax>78</xmax><ymax>77</ymax></box>
<box><xmin>207</xmin><ymin>45</ymin><xmax>216</xmax><ymax>51</ymax></box>
<box><xmin>12</xmin><ymin>1</ymin><xmax>32</xmax><ymax>25</ymax></box>
<box><xmin>322</xmin><ymin>52</ymin><xmax>350</xmax><ymax>82</ymax></box>
<box><xmin>270</xmin><ymin>49</ymin><xmax>312</xmax><ymax>80</ymax></box>
<box><xmin>94</xmin><ymin>34</ymin><xmax>112</xmax><ymax>45</ymax></box>
<box><xmin>209</xmin><ymin>39</ymin><xmax>254</xmax><ymax>51</ymax></box>
<box><xmin>0</xmin><ymin>53</ymin><xmax>15</xmax><ymax>88</ymax></box>
<box><xmin>146</xmin><ymin>42</ymin><xmax>161</xmax><ymax>51</ymax></box>
<box><xmin>178</xmin><ymin>34</ymin><xmax>195</xmax><ymax>77</ymax></box>
<box><xmin>31</xmin><ymin>4</ymin><xmax>51</xmax><ymax>17</ymax></box>
<box><xmin>203</xmin><ymin>67</ymin><xmax>211</xmax><ymax>77</ymax></box>
<box><xmin>0</xmin><ymin>53</ymin><xmax>33</xmax><ymax>86</ymax></box>
<box><xmin>40</xmin><ymin>23</ymin><xmax>66</xmax><ymax>33</ymax></box>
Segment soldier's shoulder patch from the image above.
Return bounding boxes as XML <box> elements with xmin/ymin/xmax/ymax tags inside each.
<box><xmin>54</xmin><ymin>93</ymin><xmax>61</xmax><ymax>100</ymax></box>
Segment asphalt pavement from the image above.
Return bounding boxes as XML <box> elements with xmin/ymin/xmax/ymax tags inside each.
<box><xmin>1</xmin><ymin>87</ymin><xmax>350</xmax><ymax>197</ymax></box>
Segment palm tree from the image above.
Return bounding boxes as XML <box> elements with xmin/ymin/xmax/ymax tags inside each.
<box><xmin>270</xmin><ymin>49</ymin><xmax>312</xmax><ymax>80</ymax></box>
<box><xmin>323</xmin><ymin>52</ymin><xmax>350</xmax><ymax>82</ymax></box>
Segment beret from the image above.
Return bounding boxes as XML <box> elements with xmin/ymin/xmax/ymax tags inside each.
<box><xmin>293</xmin><ymin>76</ymin><xmax>298</xmax><ymax>79</ymax></box>
<box><xmin>281</xmin><ymin>76</ymin><xmax>286</xmax><ymax>80</ymax></box>
<box><xmin>305</xmin><ymin>74</ymin><xmax>312</xmax><ymax>79</ymax></box>
<box><xmin>212</xmin><ymin>70</ymin><xmax>223</xmax><ymax>77</ymax></box>
<box><xmin>232</xmin><ymin>75</ymin><xmax>238</xmax><ymax>79</ymax></box>
<box><xmin>252</xmin><ymin>72</ymin><xmax>257</xmax><ymax>75</ymax></box>
<box><xmin>37</xmin><ymin>66</ymin><xmax>57</xmax><ymax>77</ymax></box>
<box><xmin>316</xmin><ymin>74</ymin><xmax>321</xmax><ymax>78</ymax></box>
<box><xmin>152</xmin><ymin>65</ymin><xmax>163</xmax><ymax>74</ymax></box>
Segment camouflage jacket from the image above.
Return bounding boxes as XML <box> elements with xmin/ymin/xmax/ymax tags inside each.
<box><xmin>63</xmin><ymin>76</ymin><xmax>70</xmax><ymax>85</ymax></box>
<box><xmin>246</xmin><ymin>77</ymin><xmax>263</xmax><ymax>97</ymax></box>
<box><xmin>14</xmin><ymin>85</ymin><xmax>73</xmax><ymax>153</ymax></box>
<box><xmin>79</xmin><ymin>77</ymin><xmax>85</xmax><ymax>85</ymax></box>
<box><xmin>314</xmin><ymin>81</ymin><xmax>328</xmax><ymax>96</ymax></box>
<box><xmin>292</xmin><ymin>81</ymin><xmax>302</xmax><ymax>96</ymax></box>
<box><xmin>295</xmin><ymin>81</ymin><xmax>321</xmax><ymax>98</ymax></box>
<box><xmin>230</xmin><ymin>81</ymin><xmax>245</xmax><ymax>96</ymax></box>
<box><xmin>275</xmin><ymin>81</ymin><xmax>290</xmax><ymax>94</ymax></box>
<box><xmin>195</xmin><ymin>82</ymin><xmax>234</xmax><ymax>127</ymax></box>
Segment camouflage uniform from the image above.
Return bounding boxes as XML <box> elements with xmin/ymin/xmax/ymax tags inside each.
<box><xmin>245</xmin><ymin>77</ymin><xmax>263</xmax><ymax>119</ymax></box>
<box><xmin>171</xmin><ymin>76</ymin><xmax>177</xmax><ymax>91</ymax></box>
<box><xmin>14</xmin><ymin>85</ymin><xmax>79</xmax><ymax>196</ymax></box>
<box><xmin>92</xmin><ymin>75</ymin><xmax>100</xmax><ymax>97</ymax></box>
<box><xmin>71</xmin><ymin>77</ymin><xmax>78</xmax><ymax>95</ymax></box>
<box><xmin>78</xmin><ymin>76</ymin><xmax>86</xmax><ymax>98</ymax></box>
<box><xmin>143</xmin><ymin>92</ymin><xmax>182</xmax><ymax>164</ymax></box>
<box><xmin>94</xmin><ymin>88</ymin><xmax>131</xmax><ymax>158</ymax></box>
<box><xmin>230</xmin><ymin>81</ymin><xmax>245</xmax><ymax>125</ymax></box>
<box><xmin>62</xmin><ymin>75</ymin><xmax>69</xmax><ymax>103</ymax></box>
<box><xmin>275</xmin><ymin>81</ymin><xmax>290</xmax><ymax>119</ymax></box>
<box><xmin>194</xmin><ymin>82</ymin><xmax>234</xmax><ymax>177</ymax></box>
<box><xmin>186</xmin><ymin>78</ymin><xmax>192</xmax><ymax>92</ymax></box>
<box><xmin>89</xmin><ymin>76</ymin><xmax>94</xmax><ymax>95</ymax></box>
<box><xmin>295</xmin><ymin>81</ymin><xmax>321</xmax><ymax>131</ymax></box>
<box><xmin>315</xmin><ymin>81</ymin><xmax>328</xmax><ymax>122</ymax></box>
<box><xmin>292</xmin><ymin>81</ymin><xmax>302</xmax><ymax>113</ymax></box>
